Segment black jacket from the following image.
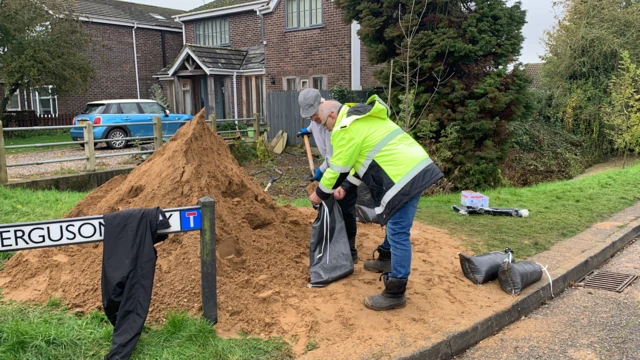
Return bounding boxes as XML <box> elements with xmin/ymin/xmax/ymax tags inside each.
<box><xmin>102</xmin><ymin>207</ymin><xmax>170</xmax><ymax>360</ymax></box>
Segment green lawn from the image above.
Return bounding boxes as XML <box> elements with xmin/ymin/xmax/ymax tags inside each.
<box><xmin>0</xmin><ymin>187</ymin><xmax>293</xmax><ymax>359</ymax></box>
<box><xmin>0</xmin><ymin>302</ymin><xmax>292</xmax><ymax>360</ymax></box>
<box><xmin>416</xmin><ymin>164</ymin><xmax>640</xmax><ymax>258</ymax></box>
<box><xmin>4</xmin><ymin>131</ymin><xmax>75</xmax><ymax>154</ymax></box>
<box><xmin>0</xmin><ymin>187</ymin><xmax>88</xmax><ymax>270</ymax></box>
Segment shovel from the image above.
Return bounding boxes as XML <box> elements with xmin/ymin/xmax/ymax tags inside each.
<box><xmin>302</xmin><ymin>134</ymin><xmax>315</xmax><ymax>177</ymax></box>
<box><xmin>264</xmin><ymin>168</ymin><xmax>283</xmax><ymax>192</ymax></box>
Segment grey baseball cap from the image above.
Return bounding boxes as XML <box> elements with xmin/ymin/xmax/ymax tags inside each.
<box><xmin>298</xmin><ymin>88</ymin><xmax>322</xmax><ymax>118</ymax></box>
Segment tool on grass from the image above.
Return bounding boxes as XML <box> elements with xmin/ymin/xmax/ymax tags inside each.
<box><xmin>302</xmin><ymin>134</ymin><xmax>315</xmax><ymax>177</ymax></box>
<box><xmin>264</xmin><ymin>168</ymin><xmax>283</xmax><ymax>192</ymax></box>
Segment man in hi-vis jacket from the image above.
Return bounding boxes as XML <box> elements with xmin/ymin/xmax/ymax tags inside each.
<box><xmin>300</xmin><ymin>90</ymin><xmax>443</xmax><ymax>311</ymax></box>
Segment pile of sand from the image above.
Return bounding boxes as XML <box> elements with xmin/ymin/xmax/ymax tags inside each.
<box><xmin>0</xmin><ymin>112</ymin><xmax>515</xmax><ymax>358</ymax></box>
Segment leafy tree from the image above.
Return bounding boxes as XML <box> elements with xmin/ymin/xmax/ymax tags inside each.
<box><xmin>541</xmin><ymin>0</ymin><xmax>640</xmax><ymax>155</ymax></box>
<box><xmin>335</xmin><ymin>0</ymin><xmax>531</xmax><ymax>189</ymax></box>
<box><xmin>149</xmin><ymin>83</ymin><xmax>171</xmax><ymax>111</ymax></box>
<box><xmin>0</xmin><ymin>0</ymin><xmax>94</xmax><ymax>119</ymax></box>
<box><xmin>602</xmin><ymin>51</ymin><xmax>640</xmax><ymax>167</ymax></box>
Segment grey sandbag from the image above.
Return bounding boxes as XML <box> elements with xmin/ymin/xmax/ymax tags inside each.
<box><xmin>355</xmin><ymin>183</ymin><xmax>380</xmax><ymax>224</ymax></box>
<box><xmin>459</xmin><ymin>249</ymin><xmax>513</xmax><ymax>285</ymax></box>
<box><xmin>498</xmin><ymin>260</ymin><xmax>542</xmax><ymax>295</ymax></box>
<box><xmin>308</xmin><ymin>197</ymin><xmax>354</xmax><ymax>287</ymax></box>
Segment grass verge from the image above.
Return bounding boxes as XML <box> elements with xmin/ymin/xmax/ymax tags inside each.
<box><xmin>416</xmin><ymin>164</ymin><xmax>640</xmax><ymax>258</ymax></box>
<box><xmin>0</xmin><ymin>187</ymin><xmax>88</xmax><ymax>270</ymax></box>
<box><xmin>4</xmin><ymin>131</ymin><xmax>75</xmax><ymax>154</ymax></box>
<box><xmin>0</xmin><ymin>302</ymin><xmax>292</xmax><ymax>359</ymax></box>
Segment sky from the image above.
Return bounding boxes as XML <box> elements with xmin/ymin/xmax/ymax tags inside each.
<box><xmin>128</xmin><ymin>0</ymin><xmax>557</xmax><ymax>64</ymax></box>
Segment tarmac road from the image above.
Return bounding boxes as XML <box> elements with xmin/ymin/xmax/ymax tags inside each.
<box><xmin>456</xmin><ymin>238</ymin><xmax>640</xmax><ymax>360</ymax></box>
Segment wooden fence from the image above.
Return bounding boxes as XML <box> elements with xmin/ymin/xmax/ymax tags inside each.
<box><xmin>1</xmin><ymin>111</ymin><xmax>74</xmax><ymax>128</ymax></box>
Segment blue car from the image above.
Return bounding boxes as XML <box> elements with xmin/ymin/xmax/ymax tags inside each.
<box><xmin>70</xmin><ymin>99</ymin><xmax>194</xmax><ymax>149</ymax></box>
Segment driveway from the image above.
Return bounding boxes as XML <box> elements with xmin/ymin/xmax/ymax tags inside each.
<box><xmin>5</xmin><ymin>146</ymin><xmax>139</xmax><ymax>180</ymax></box>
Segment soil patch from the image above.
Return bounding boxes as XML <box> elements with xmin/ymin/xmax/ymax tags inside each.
<box><xmin>0</xmin><ymin>111</ymin><xmax>514</xmax><ymax>358</ymax></box>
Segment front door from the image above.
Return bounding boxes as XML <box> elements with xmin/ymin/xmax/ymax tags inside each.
<box><xmin>214</xmin><ymin>76</ymin><xmax>225</xmax><ymax>120</ymax></box>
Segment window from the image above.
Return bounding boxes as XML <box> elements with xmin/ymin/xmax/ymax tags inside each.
<box><xmin>31</xmin><ymin>86</ymin><xmax>58</xmax><ymax>115</ymax></box>
<box><xmin>283</xmin><ymin>75</ymin><xmax>325</xmax><ymax>91</ymax></box>
<box><xmin>195</xmin><ymin>18</ymin><xmax>230</xmax><ymax>46</ymax></box>
<box><xmin>312</xmin><ymin>76</ymin><xmax>323</xmax><ymax>90</ymax></box>
<box><xmin>256</xmin><ymin>76</ymin><xmax>264</xmax><ymax>117</ymax></box>
<box><xmin>181</xmin><ymin>80</ymin><xmax>192</xmax><ymax>115</ymax></box>
<box><xmin>120</xmin><ymin>103</ymin><xmax>141</xmax><ymax>114</ymax></box>
<box><xmin>140</xmin><ymin>102</ymin><xmax>165</xmax><ymax>114</ymax></box>
<box><xmin>6</xmin><ymin>91</ymin><xmax>20</xmax><ymax>111</ymax></box>
<box><xmin>286</xmin><ymin>78</ymin><xmax>296</xmax><ymax>91</ymax></box>
<box><xmin>245</xmin><ymin>77</ymin><xmax>254</xmax><ymax>117</ymax></box>
<box><xmin>106</xmin><ymin>104</ymin><xmax>120</xmax><ymax>114</ymax></box>
<box><xmin>286</xmin><ymin>0</ymin><xmax>322</xmax><ymax>29</ymax></box>
<box><xmin>81</xmin><ymin>103</ymin><xmax>107</xmax><ymax>114</ymax></box>
<box><xmin>244</xmin><ymin>76</ymin><xmax>265</xmax><ymax>118</ymax></box>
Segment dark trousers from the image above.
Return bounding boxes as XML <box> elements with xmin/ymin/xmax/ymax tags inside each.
<box><xmin>337</xmin><ymin>188</ymin><xmax>358</xmax><ymax>258</ymax></box>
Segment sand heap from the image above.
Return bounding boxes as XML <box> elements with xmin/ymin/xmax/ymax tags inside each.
<box><xmin>0</xmin><ymin>111</ymin><xmax>516</xmax><ymax>358</ymax></box>
<box><xmin>0</xmin><ymin>111</ymin><xmax>312</xmax><ymax>331</ymax></box>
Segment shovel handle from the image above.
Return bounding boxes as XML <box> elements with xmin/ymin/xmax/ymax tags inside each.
<box><xmin>303</xmin><ymin>134</ymin><xmax>315</xmax><ymax>177</ymax></box>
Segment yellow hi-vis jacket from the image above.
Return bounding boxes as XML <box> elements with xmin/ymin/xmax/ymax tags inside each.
<box><xmin>316</xmin><ymin>95</ymin><xmax>443</xmax><ymax>224</ymax></box>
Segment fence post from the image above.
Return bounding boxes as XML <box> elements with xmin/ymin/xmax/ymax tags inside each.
<box><xmin>153</xmin><ymin>116</ymin><xmax>163</xmax><ymax>151</ymax></box>
<box><xmin>198</xmin><ymin>196</ymin><xmax>218</xmax><ymax>324</ymax></box>
<box><xmin>208</xmin><ymin>114</ymin><xmax>217</xmax><ymax>133</ymax></box>
<box><xmin>0</xmin><ymin>121</ymin><xmax>7</xmax><ymax>184</ymax></box>
<box><xmin>81</xmin><ymin>120</ymin><xmax>96</xmax><ymax>172</ymax></box>
<box><xmin>253</xmin><ymin>113</ymin><xmax>260</xmax><ymax>142</ymax></box>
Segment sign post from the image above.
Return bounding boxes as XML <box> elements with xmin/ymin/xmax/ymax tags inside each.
<box><xmin>198</xmin><ymin>196</ymin><xmax>217</xmax><ymax>324</ymax></box>
<box><xmin>0</xmin><ymin>199</ymin><xmax>217</xmax><ymax>324</ymax></box>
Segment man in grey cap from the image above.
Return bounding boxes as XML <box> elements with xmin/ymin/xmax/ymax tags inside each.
<box><xmin>298</xmin><ymin>88</ymin><xmax>359</xmax><ymax>263</ymax></box>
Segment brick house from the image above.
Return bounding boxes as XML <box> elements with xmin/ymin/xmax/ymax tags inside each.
<box><xmin>157</xmin><ymin>0</ymin><xmax>382</xmax><ymax>120</ymax></box>
<box><xmin>1</xmin><ymin>0</ymin><xmax>184</xmax><ymax>117</ymax></box>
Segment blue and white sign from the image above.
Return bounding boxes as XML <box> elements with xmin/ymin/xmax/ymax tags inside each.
<box><xmin>0</xmin><ymin>206</ymin><xmax>203</xmax><ymax>252</ymax></box>
<box><xmin>180</xmin><ymin>209</ymin><xmax>202</xmax><ymax>231</ymax></box>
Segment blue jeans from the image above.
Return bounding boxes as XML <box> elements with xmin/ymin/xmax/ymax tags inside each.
<box><xmin>380</xmin><ymin>195</ymin><xmax>420</xmax><ymax>279</ymax></box>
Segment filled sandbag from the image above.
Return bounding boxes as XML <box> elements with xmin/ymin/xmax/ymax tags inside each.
<box><xmin>459</xmin><ymin>248</ymin><xmax>513</xmax><ymax>285</ymax></box>
<box><xmin>498</xmin><ymin>260</ymin><xmax>542</xmax><ymax>295</ymax></box>
<box><xmin>308</xmin><ymin>197</ymin><xmax>354</xmax><ymax>287</ymax></box>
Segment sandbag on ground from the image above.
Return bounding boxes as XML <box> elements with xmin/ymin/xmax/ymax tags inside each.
<box><xmin>498</xmin><ymin>260</ymin><xmax>542</xmax><ymax>295</ymax></box>
<box><xmin>459</xmin><ymin>248</ymin><xmax>513</xmax><ymax>285</ymax></box>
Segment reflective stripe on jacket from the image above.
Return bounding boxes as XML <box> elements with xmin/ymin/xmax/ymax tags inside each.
<box><xmin>316</xmin><ymin>95</ymin><xmax>443</xmax><ymax>224</ymax></box>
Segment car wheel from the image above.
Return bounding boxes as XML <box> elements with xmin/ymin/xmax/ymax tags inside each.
<box><xmin>106</xmin><ymin>128</ymin><xmax>128</xmax><ymax>149</ymax></box>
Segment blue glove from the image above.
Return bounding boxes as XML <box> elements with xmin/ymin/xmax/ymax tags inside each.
<box><xmin>297</xmin><ymin>128</ymin><xmax>311</xmax><ymax>137</ymax></box>
<box><xmin>310</xmin><ymin>168</ymin><xmax>323</xmax><ymax>182</ymax></box>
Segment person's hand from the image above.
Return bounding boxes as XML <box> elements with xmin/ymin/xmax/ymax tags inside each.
<box><xmin>297</xmin><ymin>128</ymin><xmax>311</xmax><ymax>137</ymax></box>
<box><xmin>310</xmin><ymin>168</ymin><xmax>323</xmax><ymax>182</ymax></box>
<box><xmin>334</xmin><ymin>187</ymin><xmax>346</xmax><ymax>200</ymax></box>
<box><xmin>309</xmin><ymin>191</ymin><xmax>322</xmax><ymax>205</ymax></box>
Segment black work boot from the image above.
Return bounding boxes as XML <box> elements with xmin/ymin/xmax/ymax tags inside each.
<box><xmin>363</xmin><ymin>246</ymin><xmax>391</xmax><ymax>273</ymax></box>
<box><xmin>364</xmin><ymin>274</ymin><xmax>407</xmax><ymax>311</ymax></box>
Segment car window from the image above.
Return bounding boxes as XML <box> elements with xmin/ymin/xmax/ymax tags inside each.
<box><xmin>120</xmin><ymin>103</ymin><xmax>141</xmax><ymax>114</ymax></box>
<box><xmin>105</xmin><ymin>104</ymin><xmax>121</xmax><ymax>114</ymax></box>
<box><xmin>139</xmin><ymin>102</ymin><xmax>165</xmax><ymax>114</ymax></box>
<box><xmin>81</xmin><ymin>104</ymin><xmax>106</xmax><ymax>114</ymax></box>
